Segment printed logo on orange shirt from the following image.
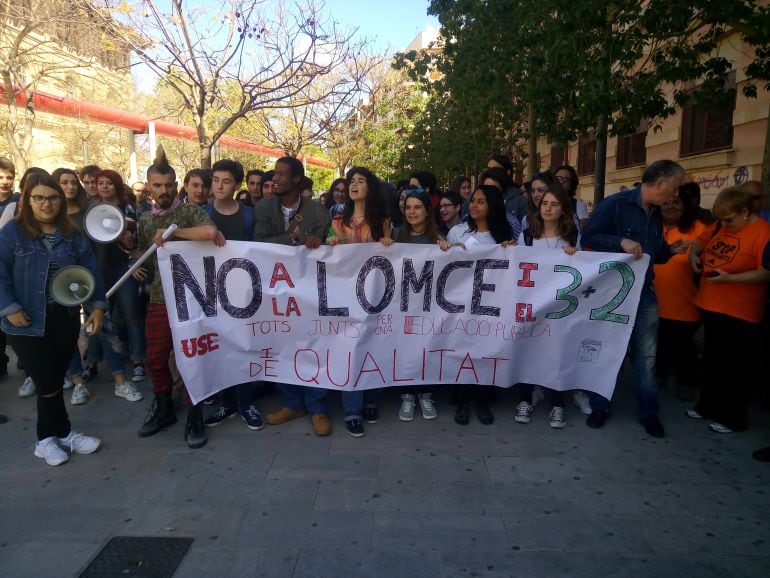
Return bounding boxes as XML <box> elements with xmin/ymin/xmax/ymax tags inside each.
<box><xmin>703</xmin><ymin>236</ymin><xmax>740</xmax><ymax>269</ymax></box>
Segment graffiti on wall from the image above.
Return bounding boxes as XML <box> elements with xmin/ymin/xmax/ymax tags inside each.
<box><xmin>691</xmin><ymin>165</ymin><xmax>751</xmax><ymax>192</ymax></box>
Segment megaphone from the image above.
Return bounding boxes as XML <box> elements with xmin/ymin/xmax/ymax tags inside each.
<box><xmin>83</xmin><ymin>202</ymin><xmax>126</xmax><ymax>243</ymax></box>
<box><xmin>50</xmin><ymin>266</ymin><xmax>95</xmax><ymax>307</ymax></box>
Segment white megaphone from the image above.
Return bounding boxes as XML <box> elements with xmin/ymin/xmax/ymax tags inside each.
<box><xmin>83</xmin><ymin>202</ymin><xmax>126</xmax><ymax>243</ymax></box>
<box><xmin>50</xmin><ymin>266</ymin><xmax>95</xmax><ymax>307</ymax></box>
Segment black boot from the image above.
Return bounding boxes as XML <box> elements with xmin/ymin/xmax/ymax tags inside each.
<box><xmin>184</xmin><ymin>405</ymin><xmax>207</xmax><ymax>449</ymax></box>
<box><xmin>138</xmin><ymin>392</ymin><xmax>177</xmax><ymax>437</ymax></box>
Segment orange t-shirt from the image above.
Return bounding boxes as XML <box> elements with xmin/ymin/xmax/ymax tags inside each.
<box><xmin>694</xmin><ymin>218</ymin><xmax>770</xmax><ymax>323</ymax></box>
<box><xmin>653</xmin><ymin>220</ymin><xmax>708</xmax><ymax>321</ymax></box>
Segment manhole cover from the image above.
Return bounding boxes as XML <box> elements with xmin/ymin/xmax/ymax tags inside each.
<box><xmin>80</xmin><ymin>536</ymin><xmax>194</xmax><ymax>577</ymax></box>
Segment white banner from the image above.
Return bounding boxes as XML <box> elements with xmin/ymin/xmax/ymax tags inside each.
<box><xmin>157</xmin><ymin>242</ymin><xmax>649</xmax><ymax>405</ymax></box>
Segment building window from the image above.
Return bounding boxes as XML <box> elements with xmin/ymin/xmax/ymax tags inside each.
<box><xmin>680</xmin><ymin>72</ymin><xmax>735</xmax><ymax>157</ymax></box>
<box><xmin>550</xmin><ymin>144</ymin><xmax>567</xmax><ymax>168</ymax></box>
<box><xmin>616</xmin><ymin>125</ymin><xmax>647</xmax><ymax>169</ymax></box>
<box><xmin>577</xmin><ymin>132</ymin><xmax>596</xmax><ymax>176</ymax></box>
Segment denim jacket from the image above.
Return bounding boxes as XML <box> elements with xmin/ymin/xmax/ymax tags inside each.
<box><xmin>582</xmin><ymin>187</ymin><xmax>672</xmax><ymax>290</ymax></box>
<box><xmin>0</xmin><ymin>221</ymin><xmax>107</xmax><ymax>336</ymax></box>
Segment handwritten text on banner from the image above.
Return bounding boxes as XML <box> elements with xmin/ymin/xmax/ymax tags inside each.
<box><xmin>158</xmin><ymin>242</ymin><xmax>649</xmax><ymax>405</ymax></box>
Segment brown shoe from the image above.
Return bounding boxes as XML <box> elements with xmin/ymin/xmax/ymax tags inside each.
<box><xmin>266</xmin><ymin>407</ymin><xmax>307</xmax><ymax>425</ymax></box>
<box><xmin>311</xmin><ymin>413</ymin><xmax>332</xmax><ymax>436</ymax></box>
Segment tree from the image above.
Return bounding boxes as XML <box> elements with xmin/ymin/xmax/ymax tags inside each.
<box><xmin>109</xmin><ymin>0</ymin><xmax>366</xmax><ymax>169</ymax></box>
<box><xmin>323</xmin><ymin>60</ymin><xmax>426</xmax><ymax>181</ymax></box>
<box><xmin>401</xmin><ymin>0</ymin><xmax>765</xmax><ymax>200</ymax></box>
<box><xmin>0</xmin><ymin>0</ymin><xmax>129</xmax><ymax>173</ymax></box>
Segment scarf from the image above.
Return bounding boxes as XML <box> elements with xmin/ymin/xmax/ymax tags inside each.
<box><xmin>151</xmin><ymin>196</ymin><xmax>182</xmax><ymax>218</ymax></box>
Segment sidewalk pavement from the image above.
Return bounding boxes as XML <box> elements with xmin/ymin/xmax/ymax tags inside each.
<box><xmin>1</xmin><ymin>358</ymin><xmax>770</xmax><ymax>578</ymax></box>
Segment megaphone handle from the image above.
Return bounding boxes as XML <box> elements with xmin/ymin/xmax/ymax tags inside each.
<box><xmin>106</xmin><ymin>224</ymin><xmax>178</xmax><ymax>299</ymax></box>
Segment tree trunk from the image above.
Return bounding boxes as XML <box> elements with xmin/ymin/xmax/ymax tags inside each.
<box><xmin>527</xmin><ymin>104</ymin><xmax>537</xmax><ymax>180</ymax></box>
<box><xmin>762</xmin><ymin>100</ymin><xmax>770</xmax><ymax>209</ymax></box>
<box><xmin>594</xmin><ymin>113</ymin><xmax>608</xmax><ymax>205</ymax></box>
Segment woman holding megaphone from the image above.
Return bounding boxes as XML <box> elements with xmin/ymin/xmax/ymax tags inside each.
<box><xmin>0</xmin><ymin>173</ymin><xmax>107</xmax><ymax>466</ymax></box>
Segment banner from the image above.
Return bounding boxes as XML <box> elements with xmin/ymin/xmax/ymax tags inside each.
<box><xmin>157</xmin><ymin>242</ymin><xmax>650</xmax><ymax>405</ymax></box>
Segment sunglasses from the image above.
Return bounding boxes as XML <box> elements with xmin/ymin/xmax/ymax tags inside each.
<box><xmin>405</xmin><ymin>188</ymin><xmax>426</xmax><ymax>196</ymax></box>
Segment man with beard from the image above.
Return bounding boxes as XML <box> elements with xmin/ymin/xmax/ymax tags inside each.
<box><xmin>134</xmin><ymin>148</ymin><xmax>225</xmax><ymax>448</ymax></box>
<box><xmin>253</xmin><ymin>157</ymin><xmax>332</xmax><ymax>435</ymax></box>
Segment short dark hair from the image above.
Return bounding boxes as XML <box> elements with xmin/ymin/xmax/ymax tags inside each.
<box><xmin>488</xmin><ymin>154</ymin><xmax>513</xmax><ymax>174</ymax></box>
<box><xmin>554</xmin><ymin>164</ymin><xmax>579</xmax><ymax>197</ymax></box>
<box><xmin>300</xmin><ymin>176</ymin><xmax>314</xmax><ymax>191</ymax></box>
<box><xmin>0</xmin><ymin>157</ymin><xmax>15</xmax><ymax>175</ymax></box>
<box><xmin>246</xmin><ymin>169</ymin><xmax>265</xmax><ymax>180</ymax></box>
<box><xmin>479</xmin><ymin>167</ymin><xmax>512</xmax><ymax>192</ymax></box>
<box><xmin>679</xmin><ymin>181</ymin><xmax>701</xmax><ymax>205</ymax></box>
<box><xmin>642</xmin><ymin>160</ymin><xmax>684</xmax><ymax>185</ymax></box>
<box><xmin>276</xmin><ymin>156</ymin><xmax>304</xmax><ymax>178</ymax></box>
<box><xmin>441</xmin><ymin>191</ymin><xmax>463</xmax><ymax>208</ymax></box>
<box><xmin>146</xmin><ymin>146</ymin><xmax>176</xmax><ymax>182</ymax></box>
<box><xmin>212</xmin><ymin>159</ymin><xmax>244</xmax><ymax>184</ymax></box>
<box><xmin>79</xmin><ymin>164</ymin><xmax>101</xmax><ymax>179</ymax></box>
<box><xmin>184</xmin><ymin>168</ymin><xmax>212</xmax><ymax>188</ymax></box>
<box><xmin>409</xmin><ymin>170</ymin><xmax>437</xmax><ymax>192</ymax></box>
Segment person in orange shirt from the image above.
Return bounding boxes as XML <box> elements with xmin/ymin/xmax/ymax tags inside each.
<box><xmin>687</xmin><ymin>187</ymin><xmax>770</xmax><ymax>433</ymax></box>
<box><xmin>653</xmin><ymin>191</ymin><xmax>707</xmax><ymax>401</ymax></box>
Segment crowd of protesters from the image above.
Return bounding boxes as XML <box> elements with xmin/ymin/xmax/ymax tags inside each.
<box><xmin>1</xmin><ymin>151</ymin><xmax>769</xmax><ymax>466</ymax></box>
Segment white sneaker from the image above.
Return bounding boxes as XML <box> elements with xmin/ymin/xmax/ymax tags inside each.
<box><xmin>71</xmin><ymin>383</ymin><xmax>89</xmax><ymax>405</ymax></box>
<box><xmin>63</xmin><ymin>377</ymin><xmax>75</xmax><ymax>390</ymax></box>
<box><xmin>531</xmin><ymin>386</ymin><xmax>545</xmax><ymax>408</ymax></box>
<box><xmin>573</xmin><ymin>391</ymin><xmax>592</xmax><ymax>415</ymax></box>
<box><xmin>34</xmin><ymin>437</ymin><xmax>69</xmax><ymax>466</ymax></box>
<box><xmin>18</xmin><ymin>377</ymin><xmax>36</xmax><ymax>397</ymax></box>
<box><xmin>418</xmin><ymin>393</ymin><xmax>437</xmax><ymax>420</ymax></box>
<box><xmin>549</xmin><ymin>406</ymin><xmax>566</xmax><ymax>429</ymax></box>
<box><xmin>399</xmin><ymin>394</ymin><xmax>415</xmax><ymax>421</ymax></box>
<box><xmin>515</xmin><ymin>401</ymin><xmax>533</xmax><ymax>424</ymax></box>
<box><xmin>115</xmin><ymin>382</ymin><xmax>143</xmax><ymax>402</ymax></box>
<box><xmin>59</xmin><ymin>431</ymin><xmax>100</xmax><ymax>454</ymax></box>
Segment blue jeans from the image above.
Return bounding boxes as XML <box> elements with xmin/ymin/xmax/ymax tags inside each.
<box><xmin>279</xmin><ymin>383</ymin><xmax>329</xmax><ymax>415</ymax></box>
<box><xmin>66</xmin><ymin>350</ymin><xmax>83</xmax><ymax>377</ymax></box>
<box><xmin>590</xmin><ymin>288</ymin><xmax>660</xmax><ymax>419</ymax></box>
<box><xmin>341</xmin><ymin>389</ymin><xmax>380</xmax><ymax>421</ymax></box>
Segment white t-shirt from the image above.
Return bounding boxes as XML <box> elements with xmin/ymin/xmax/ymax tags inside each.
<box><xmin>447</xmin><ymin>222</ymin><xmax>496</xmax><ymax>246</ymax></box>
<box><xmin>529</xmin><ymin>236</ymin><xmax>571</xmax><ymax>249</ymax></box>
<box><xmin>575</xmin><ymin>199</ymin><xmax>589</xmax><ymax>220</ymax></box>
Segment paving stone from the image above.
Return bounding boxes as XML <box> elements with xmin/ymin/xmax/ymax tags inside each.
<box><xmin>378</xmin><ymin>454</ymin><xmax>490</xmax><ymax>481</ymax></box>
<box><xmin>173</xmin><ymin>545</ymin><xmax>299</xmax><ymax>578</ymax></box>
<box><xmin>485</xmin><ymin>455</ymin><xmax>604</xmax><ymax>484</ymax></box>
<box><xmin>586</xmin><ymin>553</ymin><xmax>766</xmax><ymax>578</ymax></box>
<box><xmin>0</xmin><ymin>541</ymin><xmax>97</xmax><ymax>578</ymax></box>
<box><xmin>268</xmin><ymin>453</ymin><xmax>379</xmax><ymax>481</ymax></box>
<box><xmin>503</xmin><ymin>513</ymin><xmax>654</xmax><ymax>554</ymax></box>
<box><xmin>314</xmin><ymin>480</ymin><xmax>436</xmax><ymax>512</ymax></box>
<box><xmin>239</xmin><ymin>511</ymin><xmax>373</xmax><ymax>547</ymax></box>
<box><xmin>293</xmin><ymin>547</ymin><xmax>444</xmax><ymax>578</ymax></box>
<box><xmin>441</xmin><ymin>548</ymin><xmax>595</xmax><ymax>577</ymax></box>
<box><xmin>373</xmin><ymin>512</ymin><xmax>508</xmax><ymax>548</ymax></box>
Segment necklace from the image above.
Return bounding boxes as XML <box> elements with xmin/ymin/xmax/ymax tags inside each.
<box><xmin>543</xmin><ymin>234</ymin><xmax>559</xmax><ymax>249</ymax></box>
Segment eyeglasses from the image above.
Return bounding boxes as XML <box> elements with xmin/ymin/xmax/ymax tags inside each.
<box><xmin>555</xmin><ymin>175</ymin><xmax>570</xmax><ymax>183</ymax></box>
<box><xmin>30</xmin><ymin>194</ymin><xmax>62</xmax><ymax>205</ymax></box>
<box><xmin>439</xmin><ymin>203</ymin><xmax>456</xmax><ymax>209</ymax></box>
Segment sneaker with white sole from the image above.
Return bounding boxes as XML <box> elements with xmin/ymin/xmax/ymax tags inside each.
<box><xmin>34</xmin><ymin>437</ymin><xmax>69</xmax><ymax>466</ymax></box>
<box><xmin>131</xmin><ymin>364</ymin><xmax>147</xmax><ymax>382</ymax></box>
<box><xmin>515</xmin><ymin>401</ymin><xmax>533</xmax><ymax>424</ymax></box>
<box><xmin>549</xmin><ymin>406</ymin><xmax>566</xmax><ymax>429</ymax></box>
<box><xmin>399</xmin><ymin>394</ymin><xmax>415</xmax><ymax>421</ymax></box>
<box><xmin>115</xmin><ymin>382</ymin><xmax>143</xmax><ymax>402</ymax></box>
<box><xmin>71</xmin><ymin>383</ymin><xmax>89</xmax><ymax>405</ymax></box>
<box><xmin>18</xmin><ymin>377</ymin><xmax>35</xmax><ymax>397</ymax></box>
<box><xmin>241</xmin><ymin>405</ymin><xmax>265</xmax><ymax>431</ymax></box>
<box><xmin>204</xmin><ymin>405</ymin><xmax>237</xmax><ymax>427</ymax></box>
<box><xmin>709</xmin><ymin>422</ymin><xmax>734</xmax><ymax>434</ymax></box>
<box><xmin>573</xmin><ymin>391</ymin><xmax>592</xmax><ymax>415</ymax></box>
<box><xmin>418</xmin><ymin>393</ymin><xmax>437</xmax><ymax>420</ymax></box>
<box><xmin>63</xmin><ymin>377</ymin><xmax>75</xmax><ymax>390</ymax></box>
<box><xmin>686</xmin><ymin>408</ymin><xmax>703</xmax><ymax>419</ymax></box>
<box><xmin>58</xmin><ymin>431</ymin><xmax>100</xmax><ymax>454</ymax></box>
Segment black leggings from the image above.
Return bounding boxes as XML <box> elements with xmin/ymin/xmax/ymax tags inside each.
<box><xmin>9</xmin><ymin>305</ymin><xmax>80</xmax><ymax>440</ymax></box>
